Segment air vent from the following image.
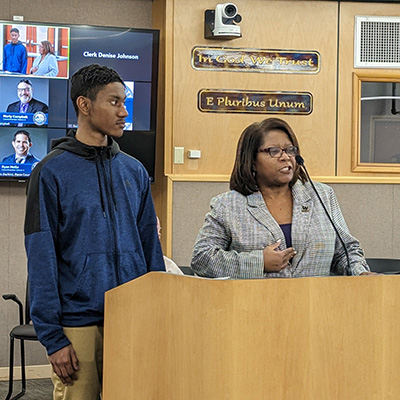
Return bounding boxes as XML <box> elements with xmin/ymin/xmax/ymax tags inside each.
<box><xmin>355</xmin><ymin>16</ymin><xmax>400</xmax><ymax>68</ymax></box>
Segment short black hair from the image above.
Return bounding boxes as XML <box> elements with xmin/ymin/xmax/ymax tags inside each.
<box><xmin>70</xmin><ymin>64</ymin><xmax>125</xmax><ymax>116</ymax></box>
<box><xmin>230</xmin><ymin>118</ymin><xmax>307</xmax><ymax>196</ymax></box>
<box><xmin>18</xmin><ymin>79</ymin><xmax>33</xmax><ymax>87</ymax></box>
<box><xmin>10</xmin><ymin>28</ymin><xmax>19</xmax><ymax>34</ymax></box>
<box><xmin>13</xmin><ymin>130</ymin><xmax>31</xmax><ymax>143</ymax></box>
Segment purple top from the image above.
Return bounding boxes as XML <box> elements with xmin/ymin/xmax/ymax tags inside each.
<box><xmin>280</xmin><ymin>223</ymin><xmax>292</xmax><ymax>248</ymax></box>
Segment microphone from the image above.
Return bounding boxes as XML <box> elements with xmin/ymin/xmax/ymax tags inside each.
<box><xmin>295</xmin><ymin>155</ymin><xmax>351</xmax><ymax>276</ymax></box>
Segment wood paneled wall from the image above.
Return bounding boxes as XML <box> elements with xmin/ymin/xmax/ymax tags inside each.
<box><xmin>338</xmin><ymin>1</ymin><xmax>400</xmax><ymax>177</ymax></box>
<box><xmin>155</xmin><ymin>0</ymin><xmax>400</xmax><ymax>264</ymax></box>
<box><xmin>162</xmin><ymin>0</ymin><xmax>339</xmax><ymax>178</ymax></box>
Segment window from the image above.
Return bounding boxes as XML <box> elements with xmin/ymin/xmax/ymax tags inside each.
<box><xmin>352</xmin><ymin>73</ymin><xmax>400</xmax><ymax>172</ymax></box>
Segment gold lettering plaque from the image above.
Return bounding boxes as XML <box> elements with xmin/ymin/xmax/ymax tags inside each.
<box><xmin>192</xmin><ymin>47</ymin><xmax>320</xmax><ymax>74</ymax></box>
<box><xmin>199</xmin><ymin>90</ymin><xmax>313</xmax><ymax>115</ymax></box>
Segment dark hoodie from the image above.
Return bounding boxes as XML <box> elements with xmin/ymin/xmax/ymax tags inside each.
<box><xmin>24</xmin><ymin>130</ymin><xmax>164</xmax><ymax>355</ymax></box>
<box><xmin>4</xmin><ymin>40</ymin><xmax>27</xmax><ymax>73</ymax></box>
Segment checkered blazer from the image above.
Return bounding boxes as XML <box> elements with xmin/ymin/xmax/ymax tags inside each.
<box><xmin>191</xmin><ymin>181</ymin><xmax>369</xmax><ymax>279</ymax></box>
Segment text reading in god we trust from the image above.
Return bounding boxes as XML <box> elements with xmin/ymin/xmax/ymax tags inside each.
<box><xmin>192</xmin><ymin>47</ymin><xmax>320</xmax><ymax>74</ymax></box>
<box><xmin>83</xmin><ymin>51</ymin><xmax>139</xmax><ymax>60</ymax></box>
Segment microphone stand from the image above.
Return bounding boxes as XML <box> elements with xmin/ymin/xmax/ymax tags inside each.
<box><xmin>295</xmin><ymin>155</ymin><xmax>351</xmax><ymax>276</ymax></box>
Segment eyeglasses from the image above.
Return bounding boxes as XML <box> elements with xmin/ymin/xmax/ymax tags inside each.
<box><xmin>258</xmin><ymin>146</ymin><xmax>298</xmax><ymax>158</ymax></box>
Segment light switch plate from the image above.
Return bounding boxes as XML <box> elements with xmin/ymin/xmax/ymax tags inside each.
<box><xmin>174</xmin><ymin>147</ymin><xmax>184</xmax><ymax>164</ymax></box>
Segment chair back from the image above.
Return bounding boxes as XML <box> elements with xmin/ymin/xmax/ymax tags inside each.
<box><xmin>179</xmin><ymin>266</ymin><xmax>195</xmax><ymax>275</ymax></box>
<box><xmin>365</xmin><ymin>258</ymin><xmax>400</xmax><ymax>274</ymax></box>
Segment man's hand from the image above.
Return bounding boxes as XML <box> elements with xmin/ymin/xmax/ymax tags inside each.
<box><xmin>49</xmin><ymin>344</ymin><xmax>79</xmax><ymax>386</ymax></box>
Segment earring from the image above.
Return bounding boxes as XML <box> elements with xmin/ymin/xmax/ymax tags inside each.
<box><xmin>252</xmin><ymin>169</ymin><xmax>259</xmax><ymax>189</ymax></box>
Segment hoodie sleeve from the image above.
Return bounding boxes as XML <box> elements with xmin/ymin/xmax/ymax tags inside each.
<box><xmin>136</xmin><ymin>171</ymin><xmax>165</xmax><ymax>272</ymax></box>
<box><xmin>21</xmin><ymin>45</ymin><xmax>28</xmax><ymax>74</ymax></box>
<box><xmin>24</xmin><ymin>162</ymin><xmax>71</xmax><ymax>355</ymax></box>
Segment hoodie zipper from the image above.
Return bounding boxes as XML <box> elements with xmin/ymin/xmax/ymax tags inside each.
<box><xmin>98</xmin><ymin>148</ymin><xmax>121</xmax><ymax>286</ymax></box>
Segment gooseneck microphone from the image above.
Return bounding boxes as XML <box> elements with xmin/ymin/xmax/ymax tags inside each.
<box><xmin>295</xmin><ymin>155</ymin><xmax>351</xmax><ymax>276</ymax></box>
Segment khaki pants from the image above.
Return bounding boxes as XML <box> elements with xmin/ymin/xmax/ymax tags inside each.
<box><xmin>50</xmin><ymin>326</ymin><xmax>103</xmax><ymax>400</ymax></box>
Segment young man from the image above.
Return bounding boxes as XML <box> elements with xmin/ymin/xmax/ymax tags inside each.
<box><xmin>24</xmin><ymin>64</ymin><xmax>165</xmax><ymax>400</ymax></box>
<box><xmin>3</xmin><ymin>27</ymin><xmax>28</xmax><ymax>74</ymax></box>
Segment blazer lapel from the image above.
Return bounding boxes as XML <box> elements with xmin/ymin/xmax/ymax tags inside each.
<box><xmin>291</xmin><ymin>182</ymin><xmax>313</xmax><ymax>269</ymax></box>
<box><xmin>27</xmin><ymin>101</ymin><xmax>34</xmax><ymax>113</ymax></box>
<box><xmin>246</xmin><ymin>192</ymin><xmax>286</xmax><ymax>247</ymax></box>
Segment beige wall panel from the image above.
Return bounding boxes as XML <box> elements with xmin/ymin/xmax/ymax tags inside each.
<box><xmin>392</xmin><ymin>184</ymin><xmax>400</xmax><ymax>260</ymax></box>
<box><xmin>8</xmin><ymin>184</ymin><xmax>27</xmax><ymax>279</ymax></box>
<box><xmin>338</xmin><ymin>2</ymin><xmax>400</xmax><ymax>177</ymax></box>
<box><xmin>169</xmin><ymin>0</ymin><xmax>338</xmax><ymax>177</ymax></box>
<box><xmin>0</xmin><ymin>186</ymin><xmax>10</xmax><ymax>282</ymax></box>
<box><xmin>0</xmin><ymin>184</ymin><xmax>11</xmax><ymax>369</ymax></box>
<box><xmin>172</xmin><ymin>181</ymin><xmax>229</xmax><ymax>265</ymax></box>
<box><xmin>7</xmin><ymin>184</ymin><xmax>48</xmax><ymax>365</ymax></box>
<box><xmin>0</xmin><ymin>183</ymin><xmax>48</xmax><ymax>368</ymax></box>
<box><xmin>330</xmin><ymin>183</ymin><xmax>394</xmax><ymax>258</ymax></box>
<box><xmin>172</xmin><ymin>181</ymin><xmax>396</xmax><ymax>267</ymax></box>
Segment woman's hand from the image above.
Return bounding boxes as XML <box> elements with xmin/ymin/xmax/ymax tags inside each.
<box><xmin>263</xmin><ymin>240</ymin><xmax>297</xmax><ymax>273</ymax></box>
<box><xmin>30</xmin><ymin>67</ymin><xmax>38</xmax><ymax>74</ymax></box>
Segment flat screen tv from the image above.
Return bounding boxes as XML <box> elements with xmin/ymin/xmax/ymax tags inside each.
<box><xmin>0</xmin><ymin>21</ymin><xmax>159</xmax><ymax>181</ymax></box>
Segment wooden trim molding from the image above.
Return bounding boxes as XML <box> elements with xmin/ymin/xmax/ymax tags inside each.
<box><xmin>166</xmin><ymin>174</ymin><xmax>230</xmax><ymax>182</ymax></box>
<box><xmin>0</xmin><ymin>364</ymin><xmax>51</xmax><ymax>381</ymax></box>
<box><xmin>352</xmin><ymin>72</ymin><xmax>400</xmax><ymax>174</ymax></box>
<box><xmin>166</xmin><ymin>174</ymin><xmax>400</xmax><ymax>184</ymax></box>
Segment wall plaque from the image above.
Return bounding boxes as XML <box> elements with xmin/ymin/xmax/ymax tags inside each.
<box><xmin>192</xmin><ymin>47</ymin><xmax>320</xmax><ymax>74</ymax></box>
<box><xmin>198</xmin><ymin>90</ymin><xmax>313</xmax><ymax>115</ymax></box>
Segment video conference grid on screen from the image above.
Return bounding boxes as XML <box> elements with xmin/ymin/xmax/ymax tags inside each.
<box><xmin>0</xmin><ymin>21</ymin><xmax>159</xmax><ymax>181</ymax></box>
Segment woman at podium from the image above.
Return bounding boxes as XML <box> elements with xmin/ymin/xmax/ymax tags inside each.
<box><xmin>191</xmin><ymin>118</ymin><xmax>372</xmax><ymax>279</ymax></box>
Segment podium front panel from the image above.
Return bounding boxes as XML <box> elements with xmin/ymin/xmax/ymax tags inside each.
<box><xmin>103</xmin><ymin>273</ymin><xmax>400</xmax><ymax>400</ymax></box>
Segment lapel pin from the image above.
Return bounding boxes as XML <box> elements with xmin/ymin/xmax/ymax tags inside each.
<box><xmin>301</xmin><ymin>205</ymin><xmax>309</xmax><ymax>212</ymax></box>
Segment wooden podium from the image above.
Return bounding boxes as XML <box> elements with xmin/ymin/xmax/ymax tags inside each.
<box><xmin>103</xmin><ymin>272</ymin><xmax>400</xmax><ymax>399</ymax></box>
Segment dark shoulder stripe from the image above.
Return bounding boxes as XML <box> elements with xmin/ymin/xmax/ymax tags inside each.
<box><xmin>24</xmin><ymin>149</ymin><xmax>65</xmax><ymax>235</ymax></box>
